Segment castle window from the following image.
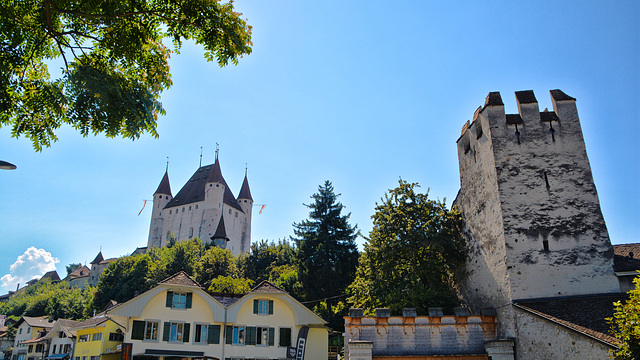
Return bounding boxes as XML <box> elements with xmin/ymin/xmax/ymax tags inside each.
<box><xmin>195</xmin><ymin>205</ymin><xmax>199</xmax><ymax>209</ymax></box>
<box><xmin>189</xmin><ymin>227</ymin><xmax>194</xmax><ymax>238</ymax></box>
<box><xmin>169</xmin><ymin>210</ymin><xmax>172</xmax><ymax>214</ymax></box>
<box><xmin>235</xmin><ymin>212</ymin><xmax>238</xmax><ymax>218</ymax></box>
<box><xmin>182</xmin><ymin>207</ymin><xmax>185</xmax><ymax>212</ymax></box>
<box><xmin>229</xmin><ymin>209</ymin><xmax>232</xmax><ymax>214</ymax></box>
<box><xmin>189</xmin><ymin>206</ymin><xmax>191</xmax><ymax>211</ymax></box>
<box><xmin>543</xmin><ymin>240</ymin><xmax>549</xmax><ymax>252</ymax></box>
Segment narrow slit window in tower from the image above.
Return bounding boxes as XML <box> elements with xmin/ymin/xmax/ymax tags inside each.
<box><xmin>543</xmin><ymin>240</ymin><xmax>549</xmax><ymax>252</ymax></box>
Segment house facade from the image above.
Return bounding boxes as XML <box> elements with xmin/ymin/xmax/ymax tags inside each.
<box><xmin>11</xmin><ymin>317</ymin><xmax>53</xmax><ymax>360</ymax></box>
<box><xmin>107</xmin><ymin>271</ymin><xmax>327</xmax><ymax>360</ymax></box>
<box><xmin>70</xmin><ymin>315</ymin><xmax>126</xmax><ymax>360</ymax></box>
<box><xmin>44</xmin><ymin>319</ymin><xmax>81</xmax><ymax>360</ymax></box>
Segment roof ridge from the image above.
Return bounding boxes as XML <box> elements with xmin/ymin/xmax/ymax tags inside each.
<box><xmin>159</xmin><ymin>270</ymin><xmax>203</xmax><ymax>288</ymax></box>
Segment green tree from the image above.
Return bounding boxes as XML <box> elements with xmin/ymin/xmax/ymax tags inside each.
<box><xmin>0</xmin><ymin>279</ymin><xmax>91</xmax><ymax>320</ymax></box>
<box><xmin>65</xmin><ymin>263</ymin><xmax>82</xmax><ymax>275</ymax></box>
<box><xmin>208</xmin><ymin>276</ymin><xmax>253</xmax><ymax>294</ymax></box>
<box><xmin>292</xmin><ymin>181</ymin><xmax>359</xmax><ymax>330</ymax></box>
<box><xmin>148</xmin><ymin>238</ymin><xmax>205</xmax><ymax>283</ymax></box>
<box><xmin>198</xmin><ymin>246</ymin><xmax>239</xmax><ymax>289</ymax></box>
<box><xmin>608</xmin><ymin>276</ymin><xmax>640</xmax><ymax>359</ymax></box>
<box><xmin>348</xmin><ymin>180</ymin><xmax>464</xmax><ymax>315</ymax></box>
<box><xmin>92</xmin><ymin>254</ymin><xmax>152</xmax><ymax>311</ymax></box>
<box><xmin>1</xmin><ymin>0</ymin><xmax>252</xmax><ymax>151</ymax></box>
<box><xmin>238</xmin><ymin>239</ymin><xmax>296</xmax><ymax>284</ymax></box>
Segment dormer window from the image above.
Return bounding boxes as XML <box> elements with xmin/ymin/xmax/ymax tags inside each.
<box><xmin>253</xmin><ymin>299</ymin><xmax>273</xmax><ymax>315</ymax></box>
<box><xmin>166</xmin><ymin>291</ymin><xmax>192</xmax><ymax>309</ymax></box>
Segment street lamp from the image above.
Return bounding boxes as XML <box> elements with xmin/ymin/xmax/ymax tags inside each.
<box><xmin>0</xmin><ymin>160</ymin><xmax>17</xmax><ymax>170</ymax></box>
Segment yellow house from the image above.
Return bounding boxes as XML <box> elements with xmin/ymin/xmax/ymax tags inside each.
<box><xmin>107</xmin><ymin>271</ymin><xmax>328</xmax><ymax>360</ymax></box>
<box><xmin>70</xmin><ymin>314</ymin><xmax>126</xmax><ymax>360</ymax></box>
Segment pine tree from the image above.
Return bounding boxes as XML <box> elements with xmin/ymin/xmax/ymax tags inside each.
<box><xmin>293</xmin><ymin>181</ymin><xmax>359</xmax><ymax>304</ymax></box>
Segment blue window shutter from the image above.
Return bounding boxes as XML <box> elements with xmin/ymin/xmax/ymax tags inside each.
<box><xmin>166</xmin><ymin>292</ymin><xmax>173</xmax><ymax>307</ymax></box>
<box><xmin>268</xmin><ymin>300</ymin><xmax>274</xmax><ymax>315</ymax></box>
<box><xmin>131</xmin><ymin>321</ymin><xmax>145</xmax><ymax>340</ymax></box>
<box><xmin>208</xmin><ymin>325</ymin><xmax>220</xmax><ymax>344</ymax></box>
<box><xmin>186</xmin><ymin>293</ymin><xmax>193</xmax><ymax>309</ymax></box>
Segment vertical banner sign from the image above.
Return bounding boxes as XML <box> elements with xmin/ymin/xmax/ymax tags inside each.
<box><xmin>289</xmin><ymin>326</ymin><xmax>309</xmax><ymax>360</ymax></box>
<box><xmin>121</xmin><ymin>343</ymin><xmax>132</xmax><ymax>360</ymax></box>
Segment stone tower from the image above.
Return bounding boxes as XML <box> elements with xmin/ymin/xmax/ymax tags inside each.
<box><xmin>455</xmin><ymin>90</ymin><xmax>619</xmax><ymax>317</ymax></box>
<box><xmin>148</xmin><ymin>170</ymin><xmax>172</xmax><ymax>248</ymax></box>
<box><xmin>147</xmin><ymin>157</ymin><xmax>252</xmax><ymax>255</ymax></box>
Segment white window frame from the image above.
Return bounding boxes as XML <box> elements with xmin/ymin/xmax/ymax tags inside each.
<box><xmin>194</xmin><ymin>323</ymin><xmax>208</xmax><ymax>344</ymax></box>
<box><xmin>232</xmin><ymin>326</ymin><xmax>245</xmax><ymax>345</ymax></box>
<box><xmin>144</xmin><ymin>321</ymin><xmax>159</xmax><ymax>341</ymax></box>
<box><xmin>92</xmin><ymin>333</ymin><xmax>102</xmax><ymax>341</ymax></box>
<box><xmin>169</xmin><ymin>322</ymin><xmax>185</xmax><ymax>343</ymax></box>
<box><xmin>256</xmin><ymin>327</ymin><xmax>269</xmax><ymax>346</ymax></box>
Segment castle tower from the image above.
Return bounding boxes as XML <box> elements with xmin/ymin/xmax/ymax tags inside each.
<box><xmin>146</xmin><ymin>156</ymin><xmax>252</xmax><ymax>256</ymax></box>
<box><xmin>455</xmin><ymin>90</ymin><xmax>619</xmax><ymax>314</ymax></box>
<box><xmin>237</xmin><ymin>171</ymin><xmax>253</xmax><ymax>254</ymax></box>
<box><xmin>148</xmin><ymin>170</ymin><xmax>172</xmax><ymax>248</ymax></box>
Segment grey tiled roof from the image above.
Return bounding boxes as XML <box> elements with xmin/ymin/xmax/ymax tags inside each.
<box><xmin>513</xmin><ymin>293</ymin><xmax>628</xmax><ymax>347</ymax></box>
<box><xmin>505</xmin><ymin>114</ymin><xmax>523</xmax><ymax>125</ymax></box>
<box><xmin>540</xmin><ymin>110</ymin><xmax>559</xmax><ymax>122</ymax></box>
<box><xmin>550</xmin><ymin>89</ymin><xmax>576</xmax><ymax>101</ymax></box>
<box><xmin>211</xmin><ymin>214</ymin><xmax>229</xmax><ymax>240</ymax></box>
<box><xmin>484</xmin><ymin>92</ymin><xmax>504</xmax><ymax>107</ymax></box>
<box><xmin>91</xmin><ymin>252</ymin><xmax>104</xmax><ymax>264</ymax></box>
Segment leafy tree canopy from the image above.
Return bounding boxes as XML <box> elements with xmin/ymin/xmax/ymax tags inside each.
<box><xmin>608</xmin><ymin>276</ymin><xmax>640</xmax><ymax>359</ymax></box>
<box><xmin>348</xmin><ymin>179</ymin><xmax>464</xmax><ymax>315</ymax></box>
<box><xmin>0</xmin><ymin>278</ymin><xmax>93</xmax><ymax>320</ymax></box>
<box><xmin>238</xmin><ymin>239</ymin><xmax>296</xmax><ymax>284</ymax></box>
<box><xmin>1</xmin><ymin>0</ymin><xmax>252</xmax><ymax>150</ymax></box>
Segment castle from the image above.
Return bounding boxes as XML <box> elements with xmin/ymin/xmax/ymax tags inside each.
<box><xmin>147</xmin><ymin>155</ymin><xmax>253</xmax><ymax>255</ymax></box>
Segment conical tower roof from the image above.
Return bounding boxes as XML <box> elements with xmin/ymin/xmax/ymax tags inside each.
<box><xmin>238</xmin><ymin>173</ymin><xmax>253</xmax><ymax>201</ymax></box>
<box><xmin>211</xmin><ymin>214</ymin><xmax>229</xmax><ymax>241</ymax></box>
<box><xmin>154</xmin><ymin>170</ymin><xmax>172</xmax><ymax>196</ymax></box>
<box><xmin>90</xmin><ymin>252</ymin><xmax>104</xmax><ymax>265</ymax></box>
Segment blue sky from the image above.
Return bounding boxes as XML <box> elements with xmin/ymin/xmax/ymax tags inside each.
<box><xmin>1</xmin><ymin>1</ymin><xmax>639</xmax><ymax>293</ymax></box>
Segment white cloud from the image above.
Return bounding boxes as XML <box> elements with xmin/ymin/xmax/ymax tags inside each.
<box><xmin>1</xmin><ymin>247</ymin><xmax>59</xmax><ymax>292</ymax></box>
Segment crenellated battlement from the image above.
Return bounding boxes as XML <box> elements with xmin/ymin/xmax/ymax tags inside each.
<box><xmin>457</xmin><ymin>89</ymin><xmax>578</xmax><ymax>156</ymax></box>
<box><xmin>456</xmin><ymin>89</ymin><xmax>618</xmax><ymax>318</ymax></box>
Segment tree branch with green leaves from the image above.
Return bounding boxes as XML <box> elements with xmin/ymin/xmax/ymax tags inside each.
<box><xmin>1</xmin><ymin>0</ymin><xmax>252</xmax><ymax>150</ymax></box>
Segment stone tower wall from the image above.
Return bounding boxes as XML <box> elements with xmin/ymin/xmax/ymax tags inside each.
<box><xmin>457</xmin><ymin>90</ymin><xmax>618</xmax><ymax>310</ymax></box>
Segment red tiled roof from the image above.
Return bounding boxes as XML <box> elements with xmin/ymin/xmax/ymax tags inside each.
<box><xmin>159</xmin><ymin>271</ymin><xmax>202</xmax><ymax>288</ymax></box>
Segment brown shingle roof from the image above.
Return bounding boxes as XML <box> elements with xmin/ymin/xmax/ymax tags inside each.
<box><xmin>41</xmin><ymin>270</ymin><xmax>60</xmax><ymax>282</ymax></box>
<box><xmin>154</xmin><ymin>170</ymin><xmax>172</xmax><ymax>196</ymax></box>
<box><xmin>515</xmin><ymin>90</ymin><xmax>537</xmax><ymax>104</ymax></box>
<box><xmin>22</xmin><ymin>316</ymin><xmax>53</xmax><ymax>329</ymax></box>
<box><xmin>251</xmin><ymin>280</ymin><xmax>286</xmax><ymax>293</ymax></box>
<box><xmin>164</xmin><ymin>160</ymin><xmax>243</xmax><ymax>212</ymax></box>
<box><xmin>159</xmin><ymin>271</ymin><xmax>202</xmax><ymax>288</ymax></box>
<box><xmin>513</xmin><ymin>293</ymin><xmax>628</xmax><ymax>347</ymax></box>
<box><xmin>65</xmin><ymin>265</ymin><xmax>91</xmax><ymax>281</ymax></box>
<box><xmin>613</xmin><ymin>243</ymin><xmax>640</xmax><ymax>260</ymax></box>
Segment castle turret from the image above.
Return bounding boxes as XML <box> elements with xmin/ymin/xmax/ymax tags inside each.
<box><xmin>147</xmin><ymin>170</ymin><xmax>172</xmax><ymax>248</ymax></box>
<box><xmin>237</xmin><ymin>171</ymin><xmax>253</xmax><ymax>253</ymax></box>
<box><xmin>210</xmin><ymin>213</ymin><xmax>230</xmax><ymax>249</ymax></box>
